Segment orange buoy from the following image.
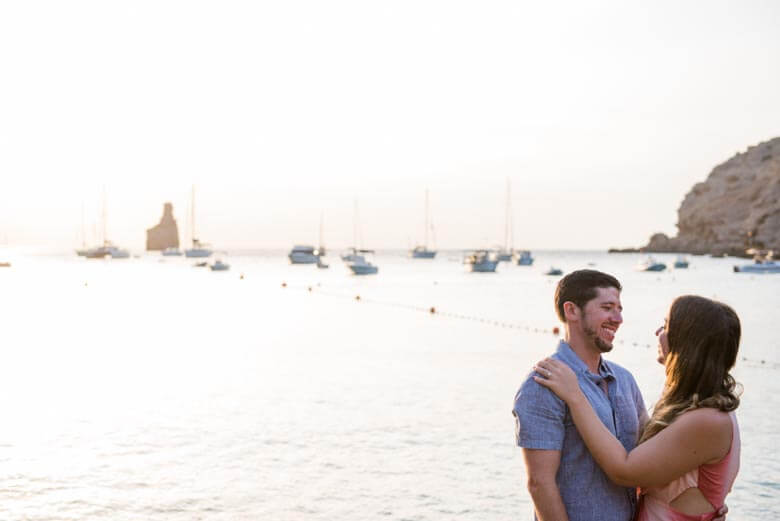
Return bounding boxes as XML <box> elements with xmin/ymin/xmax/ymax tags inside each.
<box><xmin>552</xmin><ymin>326</ymin><xmax>560</xmax><ymax>335</ymax></box>
<box><xmin>355</xmin><ymin>295</ymin><xmax>361</xmax><ymax>301</ymax></box>
<box><xmin>281</xmin><ymin>282</ymin><xmax>287</xmax><ymax>288</ymax></box>
<box><xmin>430</xmin><ymin>306</ymin><xmax>436</xmax><ymax>314</ymax></box>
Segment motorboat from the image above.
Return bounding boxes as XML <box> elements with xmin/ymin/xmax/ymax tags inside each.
<box><xmin>464</xmin><ymin>250</ymin><xmax>498</xmax><ymax>272</ymax></box>
<box><xmin>345</xmin><ymin>250</ymin><xmax>378</xmax><ymax>275</ymax></box>
<box><xmin>733</xmin><ymin>260</ymin><xmax>780</xmax><ymax>273</ymax></box>
<box><xmin>673</xmin><ymin>255</ymin><xmax>689</xmax><ymax>269</ymax></box>
<box><xmin>636</xmin><ymin>257</ymin><xmax>666</xmax><ymax>272</ymax></box>
<box><xmin>515</xmin><ymin>250</ymin><xmax>534</xmax><ymax>266</ymax></box>
<box><xmin>734</xmin><ymin>253</ymin><xmax>780</xmax><ymax>273</ymax></box>
<box><xmin>162</xmin><ymin>247</ymin><xmax>183</xmax><ymax>256</ymax></box>
<box><xmin>545</xmin><ymin>267</ymin><xmax>563</xmax><ymax>276</ymax></box>
<box><xmin>210</xmin><ymin>259</ymin><xmax>230</xmax><ymax>271</ymax></box>
<box><xmin>288</xmin><ymin>245</ymin><xmax>318</xmax><ymax>264</ymax></box>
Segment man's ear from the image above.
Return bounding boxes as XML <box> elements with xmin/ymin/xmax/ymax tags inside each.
<box><xmin>563</xmin><ymin>301</ymin><xmax>580</xmax><ymax>323</ymax></box>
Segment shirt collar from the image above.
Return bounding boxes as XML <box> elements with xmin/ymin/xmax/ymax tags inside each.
<box><xmin>556</xmin><ymin>340</ymin><xmax>615</xmax><ymax>380</ymax></box>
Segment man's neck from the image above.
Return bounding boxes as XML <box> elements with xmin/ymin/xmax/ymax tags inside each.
<box><xmin>564</xmin><ymin>334</ymin><xmax>602</xmax><ymax>373</ymax></box>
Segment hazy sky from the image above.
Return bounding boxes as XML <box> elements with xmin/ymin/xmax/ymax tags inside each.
<box><xmin>1</xmin><ymin>0</ymin><xmax>779</xmax><ymax>251</ymax></box>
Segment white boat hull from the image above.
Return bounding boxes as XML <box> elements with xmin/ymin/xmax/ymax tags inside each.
<box><xmin>734</xmin><ymin>261</ymin><xmax>780</xmax><ymax>273</ymax></box>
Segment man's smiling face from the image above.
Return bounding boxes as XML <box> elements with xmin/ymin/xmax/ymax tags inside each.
<box><xmin>580</xmin><ymin>286</ymin><xmax>623</xmax><ymax>353</ymax></box>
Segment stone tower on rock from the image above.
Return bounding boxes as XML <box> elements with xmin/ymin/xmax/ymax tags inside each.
<box><xmin>146</xmin><ymin>202</ymin><xmax>180</xmax><ymax>251</ymax></box>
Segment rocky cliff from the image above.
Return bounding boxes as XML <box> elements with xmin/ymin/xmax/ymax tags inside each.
<box><xmin>146</xmin><ymin>202</ymin><xmax>180</xmax><ymax>251</ymax></box>
<box><xmin>642</xmin><ymin>137</ymin><xmax>780</xmax><ymax>256</ymax></box>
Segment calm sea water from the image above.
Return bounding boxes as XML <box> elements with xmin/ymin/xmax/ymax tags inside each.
<box><xmin>0</xmin><ymin>250</ymin><xmax>777</xmax><ymax>520</ymax></box>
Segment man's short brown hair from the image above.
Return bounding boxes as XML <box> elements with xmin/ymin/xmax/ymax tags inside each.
<box><xmin>554</xmin><ymin>269</ymin><xmax>622</xmax><ymax>322</ymax></box>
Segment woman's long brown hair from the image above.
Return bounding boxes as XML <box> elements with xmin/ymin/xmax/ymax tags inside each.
<box><xmin>639</xmin><ymin>295</ymin><xmax>741</xmax><ymax>444</ymax></box>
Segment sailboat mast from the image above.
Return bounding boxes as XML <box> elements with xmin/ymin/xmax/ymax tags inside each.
<box><xmin>319</xmin><ymin>211</ymin><xmax>324</xmax><ymax>249</ymax></box>
<box><xmin>424</xmin><ymin>189</ymin><xmax>429</xmax><ymax>249</ymax></box>
<box><xmin>102</xmin><ymin>185</ymin><xmax>107</xmax><ymax>246</ymax></box>
<box><xmin>504</xmin><ymin>178</ymin><xmax>511</xmax><ymax>252</ymax></box>
<box><xmin>80</xmin><ymin>202</ymin><xmax>86</xmax><ymax>248</ymax></box>
<box><xmin>353</xmin><ymin>199</ymin><xmax>359</xmax><ymax>248</ymax></box>
<box><xmin>508</xmin><ymin>178</ymin><xmax>514</xmax><ymax>251</ymax></box>
<box><xmin>191</xmin><ymin>185</ymin><xmax>196</xmax><ymax>247</ymax></box>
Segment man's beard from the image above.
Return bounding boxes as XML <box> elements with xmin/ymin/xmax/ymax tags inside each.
<box><xmin>583</xmin><ymin>324</ymin><xmax>614</xmax><ymax>353</ymax></box>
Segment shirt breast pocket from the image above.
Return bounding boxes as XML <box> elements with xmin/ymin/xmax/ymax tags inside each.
<box><xmin>615</xmin><ymin>395</ymin><xmax>640</xmax><ymax>445</ymax></box>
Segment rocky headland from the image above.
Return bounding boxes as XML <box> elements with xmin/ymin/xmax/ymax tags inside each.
<box><xmin>639</xmin><ymin>137</ymin><xmax>780</xmax><ymax>256</ymax></box>
<box><xmin>146</xmin><ymin>202</ymin><xmax>180</xmax><ymax>251</ymax></box>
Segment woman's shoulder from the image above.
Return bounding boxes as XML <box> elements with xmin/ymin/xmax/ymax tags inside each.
<box><xmin>673</xmin><ymin>408</ymin><xmax>734</xmax><ymax>458</ymax></box>
<box><xmin>676</xmin><ymin>407</ymin><xmax>732</xmax><ymax>427</ymax></box>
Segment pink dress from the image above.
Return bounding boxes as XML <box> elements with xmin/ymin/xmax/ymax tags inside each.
<box><xmin>636</xmin><ymin>412</ymin><xmax>740</xmax><ymax>521</ymax></box>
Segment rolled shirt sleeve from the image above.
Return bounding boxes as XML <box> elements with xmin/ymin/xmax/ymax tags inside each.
<box><xmin>513</xmin><ymin>373</ymin><xmax>567</xmax><ymax>450</ymax></box>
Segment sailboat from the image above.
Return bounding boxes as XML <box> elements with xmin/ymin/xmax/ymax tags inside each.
<box><xmin>342</xmin><ymin>200</ymin><xmax>378</xmax><ymax>275</ymax></box>
<box><xmin>85</xmin><ymin>187</ymin><xmax>130</xmax><ymax>259</ymax></box>
<box><xmin>316</xmin><ymin>211</ymin><xmax>329</xmax><ymax>269</ymax></box>
<box><xmin>410</xmin><ymin>189</ymin><xmax>436</xmax><ymax>259</ymax></box>
<box><xmin>184</xmin><ymin>185</ymin><xmax>213</xmax><ymax>258</ymax></box>
<box><xmin>496</xmin><ymin>179</ymin><xmax>513</xmax><ymax>262</ymax></box>
<box><xmin>75</xmin><ymin>202</ymin><xmax>89</xmax><ymax>256</ymax></box>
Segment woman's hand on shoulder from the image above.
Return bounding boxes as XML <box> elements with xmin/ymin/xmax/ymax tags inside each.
<box><xmin>533</xmin><ymin>358</ymin><xmax>583</xmax><ymax>404</ymax></box>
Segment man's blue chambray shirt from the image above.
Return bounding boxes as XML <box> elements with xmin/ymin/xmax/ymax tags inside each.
<box><xmin>513</xmin><ymin>341</ymin><xmax>647</xmax><ymax>521</ymax></box>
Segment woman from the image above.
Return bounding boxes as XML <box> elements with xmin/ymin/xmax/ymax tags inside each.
<box><xmin>534</xmin><ymin>295</ymin><xmax>741</xmax><ymax>521</ymax></box>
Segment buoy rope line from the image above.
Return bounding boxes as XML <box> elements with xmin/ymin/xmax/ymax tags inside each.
<box><xmin>280</xmin><ymin>282</ymin><xmax>780</xmax><ymax>371</ymax></box>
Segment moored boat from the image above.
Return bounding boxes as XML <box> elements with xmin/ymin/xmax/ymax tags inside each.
<box><xmin>288</xmin><ymin>245</ymin><xmax>318</xmax><ymax>264</ymax></box>
<box><xmin>464</xmin><ymin>250</ymin><xmax>498</xmax><ymax>272</ymax></box>
<box><xmin>210</xmin><ymin>259</ymin><xmax>230</xmax><ymax>271</ymax></box>
<box><xmin>410</xmin><ymin>245</ymin><xmax>436</xmax><ymax>259</ymax></box>
<box><xmin>673</xmin><ymin>255</ymin><xmax>689</xmax><ymax>269</ymax></box>
<box><xmin>410</xmin><ymin>189</ymin><xmax>437</xmax><ymax>259</ymax></box>
<box><xmin>733</xmin><ymin>253</ymin><xmax>780</xmax><ymax>273</ymax></box>
<box><xmin>346</xmin><ymin>250</ymin><xmax>378</xmax><ymax>275</ymax></box>
<box><xmin>515</xmin><ymin>250</ymin><xmax>534</xmax><ymax>266</ymax></box>
<box><xmin>636</xmin><ymin>257</ymin><xmax>666</xmax><ymax>272</ymax></box>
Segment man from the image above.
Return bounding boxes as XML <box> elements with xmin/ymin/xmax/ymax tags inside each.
<box><xmin>513</xmin><ymin>270</ymin><xmax>647</xmax><ymax>521</ymax></box>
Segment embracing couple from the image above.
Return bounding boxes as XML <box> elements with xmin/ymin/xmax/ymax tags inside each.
<box><xmin>513</xmin><ymin>270</ymin><xmax>741</xmax><ymax>521</ymax></box>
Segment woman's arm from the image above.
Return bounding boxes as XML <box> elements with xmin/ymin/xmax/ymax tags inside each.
<box><xmin>534</xmin><ymin>358</ymin><xmax>733</xmax><ymax>488</ymax></box>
